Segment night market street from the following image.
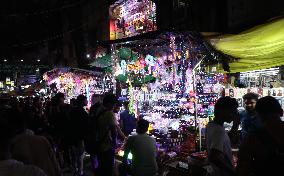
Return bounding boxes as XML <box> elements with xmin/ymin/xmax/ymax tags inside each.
<box><xmin>0</xmin><ymin>1</ymin><xmax>284</xmax><ymax>176</ymax></box>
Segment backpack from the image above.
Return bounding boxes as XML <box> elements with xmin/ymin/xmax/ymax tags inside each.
<box><xmin>85</xmin><ymin>107</ymin><xmax>108</xmax><ymax>155</ymax></box>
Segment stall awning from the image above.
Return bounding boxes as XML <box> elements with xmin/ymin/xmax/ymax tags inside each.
<box><xmin>210</xmin><ymin>17</ymin><xmax>284</xmax><ymax>73</ymax></box>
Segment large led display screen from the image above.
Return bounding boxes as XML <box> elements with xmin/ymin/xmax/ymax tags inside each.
<box><xmin>109</xmin><ymin>0</ymin><xmax>157</xmax><ymax>40</ymax></box>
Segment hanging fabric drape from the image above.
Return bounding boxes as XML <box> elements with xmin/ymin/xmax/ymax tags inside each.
<box><xmin>210</xmin><ymin>17</ymin><xmax>284</xmax><ymax>73</ymax></box>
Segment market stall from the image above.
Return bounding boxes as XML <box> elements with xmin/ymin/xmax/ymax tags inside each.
<box><xmin>91</xmin><ymin>32</ymin><xmax>229</xmax><ymax>175</ymax></box>
<box><xmin>209</xmin><ymin>17</ymin><xmax>284</xmax><ymax>107</ymax></box>
<box><xmin>43</xmin><ymin>68</ymin><xmax>113</xmax><ymax>106</ymax></box>
<box><xmin>107</xmin><ymin>18</ymin><xmax>284</xmax><ymax>174</ymax></box>
<box><xmin>225</xmin><ymin>67</ymin><xmax>284</xmax><ymax>109</ymax></box>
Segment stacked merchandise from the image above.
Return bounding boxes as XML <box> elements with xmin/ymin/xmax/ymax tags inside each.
<box><xmin>227</xmin><ymin>67</ymin><xmax>284</xmax><ymax>108</ymax></box>
<box><xmin>151</xmin><ymin>129</ymin><xmax>188</xmax><ymax>152</ymax></box>
<box><xmin>194</xmin><ymin>71</ymin><xmax>225</xmax><ymax>139</ymax></box>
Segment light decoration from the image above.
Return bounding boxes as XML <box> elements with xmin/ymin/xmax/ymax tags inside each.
<box><xmin>211</xmin><ymin>17</ymin><xmax>284</xmax><ymax>73</ymax></box>
<box><xmin>118</xmin><ymin>150</ymin><xmax>133</xmax><ymax>160</ymax></box>
<box><xmin>109</xmin><ymin>0</ymin><xmax>157</xmax><ymax>40</ymax></box>
<box><xmin>128</xmin><ymin>81</ymin><xmax>136</xmax><ymax>115</ymax></box>
<box><xmin>43</xmin><ymin>68</ymin><xmax>111</xmax><ymax>105</ymax></box>
<box><xmin>195</xmin><ymin>71</ymin><xmax>225</xmax><ymax>119</ymax></box>
<box><xmin>109</xmin><ymin>33</ymin><xmax>226</xmax><ymax>152</ymax></box>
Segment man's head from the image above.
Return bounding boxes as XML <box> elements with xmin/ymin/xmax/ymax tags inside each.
<box><xmin>91</xmin><ymin>94</ymin><xmax>103</xmax><ymax>106</ymax></box>
<box><xmin>123</xmin><ymin>101</ymin><xmax>129</xmax><ymax>110</ymax></box>
<box><xmin>55</xmin><ymin>92</ymin><xmax>65</xmax><ymax>106</ymax></box>
<box><xmin>255</xmin><ymin>96</ymin><xmax>283</xmax><ymax>124</ymax></box>
<box><xmin>103</xmin><ymin>93</ymin><xmax>119</xmax><ymax>110</ymax></box>
<box><xmin>137</xmin><ymin>119</ymin><xmax>149</xmax><ymax>134</ymax></box>
<box><xmin>77</xmin><ymin>94</ymin><xmax>88</xmax><ymax>107</ymax></box>
<box><xmin>113</xmin><ymin>102</ymin><xmax>122</xmax><ymax>113</ymax></box>
<box><xmin>214</xmin><ymin>97</ymin><xmax>238</xmax><ymax>123</ymax></box>
<box><xmin>243</xmin><ymin>93</ymin><xmax>259</xmax><ymax>113</ymax></box>
<box><xmin>70</xmin><ymin>98</ymin><xmax>77</xmax><ymax>106</ymax></box>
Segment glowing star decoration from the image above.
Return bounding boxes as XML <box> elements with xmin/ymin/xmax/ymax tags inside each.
<box><xmin>115</xmin><ymin>63</ymin><xmax>123</xmax><ymax>76</ymax></box>
<box><xmin>145</xmin><ymin>54</ymin><xmax>155</xmax><ymax>65</ymax></box>
<box><xmin>145</xmin><ymin>54</ymin><xmax>156</xmax><ymax>74</ymax></box>
<box><xmin>141</xmin><ymin>85</ymin><xmax>148</xmax><ymax>92</ymax></box>
<box><xmin>120</xmin><ymin>60</ymin><xmax>127</xmax><ymax>75</ymax></box>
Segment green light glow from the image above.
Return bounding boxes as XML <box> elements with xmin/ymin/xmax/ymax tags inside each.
<box><xmin>211</xmin><ymin>18</ymin><xmax>284</xmax><ymax>73</ymax></box>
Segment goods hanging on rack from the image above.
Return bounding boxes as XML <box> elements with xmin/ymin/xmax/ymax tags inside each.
<box><xmin>224</xmin><ymin>67</ymin><xmax>284</xmax><ymax>109</ymax></box>
<box><xmin>92</xmin><ymin>32</ymin><xmax>228</xmax><ymax>152</ymax></box>
<box><xmin>43</xmin><ymin>68</ymin><xmax>113</xmax><ymax>106</ymax></box>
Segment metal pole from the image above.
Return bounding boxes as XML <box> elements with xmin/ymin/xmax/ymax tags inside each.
<box><xmin>111</xmin><ymin>44</ymin><xmax>117</xmax><ymax>94</ymax></box>
<box><xmin>192</xmin><ymin>58</ymin><xmax>204</xmax><ymax>151</ymax></box>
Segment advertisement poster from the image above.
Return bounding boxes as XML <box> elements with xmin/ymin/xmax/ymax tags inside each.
<box><xmin>109</xmin><ymin>0</ymin><xmax>157</xmax><ymax>40</ymax></box>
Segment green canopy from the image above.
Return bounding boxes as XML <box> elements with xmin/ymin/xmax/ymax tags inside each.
<box><xmin>211</xmin><ymin>17</ymin><xmax>284</xmax><ymax>73</ymax></box>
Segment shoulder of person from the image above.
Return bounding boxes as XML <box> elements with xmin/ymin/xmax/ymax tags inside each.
<box><xmin>127</xmin><ymin>135</ymin><xmax>135</xmax><ymax>141</ymax></box>
<box><xmin>104</xmin><ymin>110</ymin><xmax>114</xmax><ymax>117</ymax></box>
<box><xmin>5</xmin><ymin>160</ymin><xmax>47</xmax><ymax>176</ymax></box>
<box><xmin>150</xmin><ymin>135</ymin><xmax>157</xmax><ymax>143</ymax></box>
<box><xmin>207</xmin><ymin>122</ymin><xmax>224</xmax><ymax>131</ymax></box>
<box><xmin>28</xmin><ymin>135</ymin><xmax>51</xmax><ymax>147</ymax></box>
<box><xmin>241</xmin><ymin>130</ymin><xmax>262</xmax><ymax>148</ymax></box>
<box><xmin>23</xmin><ymin>164</ymin><xmax>47</xmax><ymax>176</ymax></box>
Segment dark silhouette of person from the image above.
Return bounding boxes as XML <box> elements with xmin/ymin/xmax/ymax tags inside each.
<box><xmin>120</xmin><ymin>101</ymin><xmax>137</xmax><ymax>136</ymax></box>
<box><xmin>237</xmin><ymin>96</ymin><xmax>284</xmax><ymax>176</ymax></box>
<box><xmin>205</xmin><ymin>97</ymin><xmax>239</xmax><ymax>176</ymax></box>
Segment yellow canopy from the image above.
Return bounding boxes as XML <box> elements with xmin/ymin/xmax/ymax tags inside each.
<box><xmin>211</xmin><ymin>17</ymin><xmax>284</xmax><ymax>73</ymax></box>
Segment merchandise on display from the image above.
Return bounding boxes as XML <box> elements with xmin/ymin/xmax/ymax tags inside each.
<box><xmin>106</xmin><ymin>32</ymin><xmax>227</xmax><ymax>155</ymax></box>
<box><xmin>43</xmin><ymin>68</ymin><xmax>113</xmax><ymax>106</ymax></box>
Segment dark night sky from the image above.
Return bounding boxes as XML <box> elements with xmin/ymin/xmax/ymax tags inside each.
<box><xmin>0</xmin><ymin>0</ymin><xmax>283</xmax><ymax>62</ymax></box>
<box><xmin>0</xmin><ymin>1</ymin><xmax>82</xmax><ymax>46</ymax></box>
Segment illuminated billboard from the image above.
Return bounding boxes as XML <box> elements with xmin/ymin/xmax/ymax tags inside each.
<box><xmin>109</xmin><ymin>0</ymin><xmax>157</xmax><ymax>40</ymax></box>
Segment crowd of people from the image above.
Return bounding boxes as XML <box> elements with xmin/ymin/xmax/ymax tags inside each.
<box><xmin>0</xmin><ymin>91</ymin><xmax>284</xmax><ymax>176</ymax></box>
<box><xmin>205</xmin><ymin>93</ymin><xmax>284</xmax><ymax>176</ymax></box>
<box><xmin>0</xmin><ymin>92</ymin><xmax>154</xmax><ymax>176</ymax></box>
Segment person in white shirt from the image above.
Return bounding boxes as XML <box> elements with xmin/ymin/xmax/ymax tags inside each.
<box><xmin>123</xmin><ymin>119</ymin><xmax>158</xmax><ymax>176</ymax></box>
<box><xmin>0</xmin><ymin>108</ymin><xmax>46</xmax><ymax>176</ymax></box>
<box><xmin>206</xmin><ymin>97</ymin><xmax>239</xmax><ymax>176</ymax></box>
